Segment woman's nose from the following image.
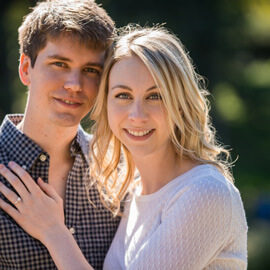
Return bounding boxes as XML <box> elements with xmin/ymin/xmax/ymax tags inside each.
<box><xmin>128</xmin><ymin>101</ymin><xmax>149</xmax><ymax>122</ymax></box>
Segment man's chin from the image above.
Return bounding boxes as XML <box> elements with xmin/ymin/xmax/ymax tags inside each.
<box><xmin>50</xmin><ymin>114</ymin><xmax>82</xmax><ymax>128</ymax></box>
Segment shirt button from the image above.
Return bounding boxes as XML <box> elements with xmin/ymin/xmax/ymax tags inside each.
<box><xmin>39</xmin><ymin>154</ymin><xmax>47</xmax><ymax>162</ymax></box>
<box><xmin>22</xmin><ymin>165</ymin><xmax>27</xmax><ymax>170</ymax></box>
<box><xmin>69</xmin><ymin>227</ymin><xmax>76</xmax><ymax>234</ymax></box>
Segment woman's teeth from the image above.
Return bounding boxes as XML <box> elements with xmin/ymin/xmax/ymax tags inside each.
<box><xmin>127</xmin><ymin>129</ymin><xmax>152</xmax><ymax>137</ymax></box>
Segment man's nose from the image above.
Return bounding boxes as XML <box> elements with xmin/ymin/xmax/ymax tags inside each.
<box><xmin>64</xmin><ymin>70</ymin><xmax>82</xmax><ymax>92</ymax></box>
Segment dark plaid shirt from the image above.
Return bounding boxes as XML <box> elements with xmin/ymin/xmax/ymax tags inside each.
<box><xmin>0</xmin><ymin>115</ymin><xmax>120</xmax><ymax>270</ymax></box>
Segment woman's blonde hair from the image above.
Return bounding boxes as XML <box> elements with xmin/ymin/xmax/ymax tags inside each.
<box><xmin>88</xmin><ymin>24</ymin><xmax>233</xmax><ymax>216</ymax></box>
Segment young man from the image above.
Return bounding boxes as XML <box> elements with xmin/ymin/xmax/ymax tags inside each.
<box><xmin>0</xmin><ymin>0</ymin><xmax>120</xmax><ymax>269</ymax></box>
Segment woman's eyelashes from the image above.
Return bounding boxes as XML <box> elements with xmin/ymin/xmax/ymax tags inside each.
<box><xmin>115</xmin><ymin>92</ymin><xmax>162</xmax><ymax>100</ymax></box>
<box><xmin>147</xmin><ymin>93</ymin><xmax>162</xmax><ymax>100</ymax></box>
<box><xmin>115</xmin><ymin>93</ymin><xmax>131</xmax><ymax>99</ymax></box>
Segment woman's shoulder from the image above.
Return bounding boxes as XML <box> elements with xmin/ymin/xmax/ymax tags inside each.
<box><xmin>165</xmin><ymin>164</ymin><xmax>243</xmax><ymax>214</ymax></box>
<box><xmin>178</xmin><ymin>164</ymin><xmax>239</xmax><ymax>196</ymax></box>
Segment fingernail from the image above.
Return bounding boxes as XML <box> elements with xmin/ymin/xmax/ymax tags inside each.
<box><xmin>8</xmin><ymin>161</ymin><xmax>14</xmax><ymax>167</ymax></box>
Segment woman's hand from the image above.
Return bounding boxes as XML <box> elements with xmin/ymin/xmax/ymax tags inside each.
<box><xmin>0</xmin><ymin>162</ymin><xmax>93</xmax><ymax>270</ymax></box>
<box><xmin>0</xmin><ymin>161</ymin><xmax>65</xmax><ymax>243</ymax></box>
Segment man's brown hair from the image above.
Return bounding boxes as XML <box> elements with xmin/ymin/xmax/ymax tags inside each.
<box><xmin>19</xmin><ymin>0</ymin><xmax>114</xmax><ymax>67</ymax></box>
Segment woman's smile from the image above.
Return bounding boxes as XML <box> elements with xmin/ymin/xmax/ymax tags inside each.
<box><xmin>107</xmin><ymin>55</ymin><xmax>171</xmax><ymax>158</ymax></box>
<box><xmin>124</xmin><ymin>128</ymin><xmax>154</xmax><ymax>141</ymax></box>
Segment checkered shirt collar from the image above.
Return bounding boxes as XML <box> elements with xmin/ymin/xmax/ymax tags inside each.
<box><xmin>0</xmin><ymin>114</ymin><xmax>89</xmax><ymax>170</ymax></box>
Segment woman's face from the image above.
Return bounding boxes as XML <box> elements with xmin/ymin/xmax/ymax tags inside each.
<box><xmin>107</xmin><ymin>55</ymin><xmax>172</xmax><ymax>159</ymax></box>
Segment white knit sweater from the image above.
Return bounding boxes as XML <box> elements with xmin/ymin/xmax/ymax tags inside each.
<box><xmin>103</xmin><ymin>164</ymin><xmax>248</xmax><ymax>270</ymax></box>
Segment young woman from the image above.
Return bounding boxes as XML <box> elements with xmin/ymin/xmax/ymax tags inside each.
<box><xmin>0</xmin><ymin>25</ymin><xmax>248</xmax><ymax>269</ymax></box>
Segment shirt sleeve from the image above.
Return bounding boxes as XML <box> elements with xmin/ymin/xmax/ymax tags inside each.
<box><xmin>127</xmin><ymin>176</ymin><xmax>242</xmax><ymax>270</ymax></box>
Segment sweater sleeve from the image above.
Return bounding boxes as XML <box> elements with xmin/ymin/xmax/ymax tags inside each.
<box><xmin>127</xmin><ymin>176</ymin><xmax>246</xmax><ymax>270</ymax></box>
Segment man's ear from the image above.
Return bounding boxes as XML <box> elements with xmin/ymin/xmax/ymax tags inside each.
<box><xmin>19</xmin><ymin>54</ymin><xmax>31</xmax><ymax>86</ymax></box>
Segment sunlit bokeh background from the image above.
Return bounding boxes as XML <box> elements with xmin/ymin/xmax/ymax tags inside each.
<box><xmin>0</xmin><ymin>0</ymin><xmax>269</xmax><ymax>268</ymax></box>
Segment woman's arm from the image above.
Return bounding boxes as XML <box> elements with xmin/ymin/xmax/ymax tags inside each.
<box><xmin>0</xmin><ymin>162</ymin><xmax>93</xmax><ymax>270</ymax></box>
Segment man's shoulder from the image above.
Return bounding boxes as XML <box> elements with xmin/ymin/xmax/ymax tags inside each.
<box><xmin>0</xmin><ymin>114</ymin><xmax>23</xmax><ymax>136</ymax></box>
<box><xmin>78</xmin><ymin>126</ymin><xmax>93</xmax><ymax>141</ymax></box>
<box><xmin>0</xmin><ymin>114</ymin><xmax>23</xmax><ymax>127</ymax></box>
<box><xmin>76</xmin><ymin>126</ymin><xmax>93</xmax><ymax>155</ymax></box>
<box><xmin>0</xmin><ymin>116</ymin><xmax>12</xmax><ymax>172</ymax></box>
<box><xmin>0</xmin><ymin>114</ymin><xmax>19</xmax><ymax>155</ymax></box>
<box><xmin>0</xmin><ymin>143</ymin><xmax>9</xmax><ymax>165</ymax></box>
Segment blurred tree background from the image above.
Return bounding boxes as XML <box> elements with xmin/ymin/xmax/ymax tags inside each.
<box><xmin>0</xmin><ymin>0</ymin><xmax>269</xmax><ymax>268</ymax></box>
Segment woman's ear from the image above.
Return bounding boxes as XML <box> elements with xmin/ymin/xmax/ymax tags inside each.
<box><xmin>19</xmin><ymin>54</ymin><xmax>31</xmax><ymax>86</ymax></box>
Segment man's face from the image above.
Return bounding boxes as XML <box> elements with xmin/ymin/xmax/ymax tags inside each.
<box><xmin>20</xmin><ymin>35</ymin><xmax>104</xmax><ymax>127</ymax></box>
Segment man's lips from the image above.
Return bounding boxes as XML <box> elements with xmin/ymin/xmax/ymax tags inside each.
<box><xmin>55</xmin><ymin>98</ymin><xmax>83</xmax><ymax>108</ymax></box>
<box><xmin>60</xmin><ymin>99</ymin><xmax>79</xmax><ymax>105</ymax></box>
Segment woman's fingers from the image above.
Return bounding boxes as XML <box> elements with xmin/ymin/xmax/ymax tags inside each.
<box><xmin>0</xmin><ymin>181</ymin><xmax>23</xmax><ymax>209</ymax></box>
<box><xmin>7</xmin><ymin>162</ymin><xmax>40</xmax><ymax>194</ymax></box>
<box><xmin>0</xmin><ymin>164</ymin><xmax>29</xmax><ymax>201</ymax></box>
<box><xmin>0</xmin><ymin>197</ymin><xmax>21</xmax><ymax>220</ymax></box>
<box><xmin>0</xmin><ymin>163</ymin><xmax>61</xmax><ymax>204</ymax></box>
<box><xmin>0</xmin><ymin>163</ymin><xmax>58</xmax><ymax>211</ymax></box>
<box><xmin>37</xmin><ymin>178</ymin><xmax>63</xmax><ymax>204</ymax></box>
<box><xmin>0</xmin><ymin>164</ymin><xmax>65</xmax><ymax>243</ymax></box>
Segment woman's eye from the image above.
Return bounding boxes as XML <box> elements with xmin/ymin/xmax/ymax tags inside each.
<box><xmin>148</xmin><ymin>93</ymin><xmax>162</xmax><ymax>100</ymax></box>
<box><xmin>115</xmin><ymin>93</ymin><xmax>131</xmax><ymax>99</ymax></box>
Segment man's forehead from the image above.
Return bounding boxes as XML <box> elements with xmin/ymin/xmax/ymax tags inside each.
<box><xmin>47</xmin><ymin>32</ymin><xmax>104</xmax><ymax>51</ymax></box>
<box><xmin>38</xmin><ymin>35</ymin><xmax>105</xmax><ymax>63</ymax></box>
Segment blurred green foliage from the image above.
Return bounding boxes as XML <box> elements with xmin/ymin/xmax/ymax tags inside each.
<box><xmin>0</xmin><ymin>0</ymin><xmax>269</xmax><ymax>268</ymax></box>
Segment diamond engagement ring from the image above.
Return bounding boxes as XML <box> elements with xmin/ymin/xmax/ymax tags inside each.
<box><xmin>14</xmin><ymin>197</ymin><xmax>22</xmax><ymax>205</ymax></box>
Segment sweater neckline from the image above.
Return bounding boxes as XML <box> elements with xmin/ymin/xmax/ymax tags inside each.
<box><xmin>134</xmin><ymin>164</ymin><xmax>215</xmax><ymax>201</ymax></box>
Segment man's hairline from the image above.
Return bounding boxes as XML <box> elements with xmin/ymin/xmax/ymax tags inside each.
<box><xmin>25</xmin><ymin>34</ymin><xmax>108</xmax><ymax>68</ymax></box>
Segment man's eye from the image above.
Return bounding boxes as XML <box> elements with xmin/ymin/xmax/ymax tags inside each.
<box><xmin>115</xmin><ymin>93</ymin><xmax>131</xmax><ymax>99</ymax></box>
<box><xmin>147</xmin><ymin>93</ymin><xmax>162</xmax><ymax>100</ymax></box>
<box><xmin>53</xmin><ymin>62</ymin><xmax>65</xmax><ymax>67</ymax></box>
<box><xmin>85</xmin><ymin>67</ymin><xmax>101</xmax><ymax>75</ymax></box>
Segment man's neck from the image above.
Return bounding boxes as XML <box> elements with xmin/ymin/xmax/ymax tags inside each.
<box><xmin>17</xmin><ymin>115</ymin><xmax>78</xmax><ymax>158</ymax></box>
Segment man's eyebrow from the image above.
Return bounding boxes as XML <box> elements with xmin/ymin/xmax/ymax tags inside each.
<box><xmin>111</xmin><ymin>85</ymin><xmax>158</xmax><ymax>91</ymax></box>
<box><xmin>47</xmin><ymin>55</ymin><xmax>103</xmax><ymax>67</ymax></box>
<box><xmin>47</xmin><ymin>55</ymin><xmax>71</xmax><ymax>62</ymax></box>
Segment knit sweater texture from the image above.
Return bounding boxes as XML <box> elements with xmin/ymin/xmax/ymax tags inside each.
<box><xmin>103</xmin><ymin>164</ymin><xmax>248</xmax><ymax>270</ymax></box>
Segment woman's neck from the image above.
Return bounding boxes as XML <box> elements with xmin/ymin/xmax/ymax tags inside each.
<box><xmin>133</xmin><ymin>146</ymin><xmax>198</xmax><ymax>195</ymax></box>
